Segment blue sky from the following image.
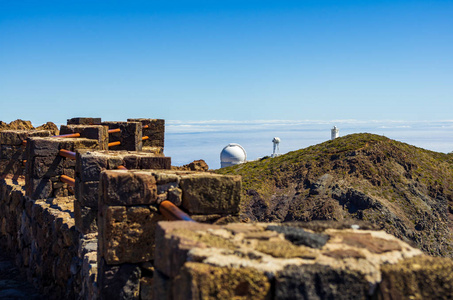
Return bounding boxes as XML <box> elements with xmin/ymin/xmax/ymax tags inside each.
<box><xmin>1</xmin><ymin>0</ymin><xmax>452</xmax><ymax>125</ymax></box>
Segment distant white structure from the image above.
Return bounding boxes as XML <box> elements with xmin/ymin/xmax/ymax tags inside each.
<box><xmin>331</xmin><ymin>126</ymin><xmax>339</xmax><ymax>140</ymax></box>
<box><xmin>220</xmin><ymin>143</ymin><xmax>247</xmax><ymax>168</ymax></box>
<box><xmin>272</xmin><ymin>137</ymin><xmax>281</xmax><ymax>158</ymax></box>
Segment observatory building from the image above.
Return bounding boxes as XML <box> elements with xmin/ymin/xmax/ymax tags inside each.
<box><xmin>331</xmin><ymin>126</ymin><xmax>339</xmax><ymax>140</ymax></box>
<box><xmin>220</xmin><ymin>143</ymin><xmax>247</xmax><ymax>168</ymax></box>
<box><xmin>272</xmin><ymin>137</ymin><xmax>281</xmax><ymax>158</ymax></box>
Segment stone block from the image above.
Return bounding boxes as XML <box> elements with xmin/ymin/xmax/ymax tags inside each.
<box><xmin>107</xmin><ymin>156</ymin><xmax>124</xmax><ymax>169</ymax></box>
<box><xmin>32</xmin><ymin>155</ymin><xmax>64</xmax><ymax>178</ymax></box>
<box><xmin>99</xmin><ymin>205</ymin><xmax>162</xmax><ymax>264</ymax></box>
<box><xmin>76</xmin><ymin>151</ymin><xmax>108</xmax><ymax>182</ymax></box>
<box><xmin>60</xmin><ymin>125</ymin><xmax>108</xmax><ymax>150</ymax></box>
<box><xmin>75</xmin><ymin>179</ymin><xmax>100</xmax><ymax>208</ymax></box>
<box><xmin>99</xmin><ymin>260</ymin><xmax>141</xmax><ymax>300</ymax></box>
<box><xmin>173</xmin><ymin>262</ymin><xmax>271</xmax><ymax>300</ymax></box>
<box><xmin>275</xmin><ymin>264</ymin><xmax>368</xmax><ymax>300</ymax></box>
<box><xmin>128</xmin><ymin>118</ymin><xmax>165</xmax><ymax>148</ymax></box>
<box><xmin>27</xmin><ymin>137</ymin><xmax>60</xmax><ymax>157</ymax></box>
<box><xmin>139</xmin><ymin>156</ymin><xmax>171</xmax><ymax>170</ymax></box>
<box><xmin>154</xmin><ymin>221</ymin><xmax>221</xmax><ymax>278</ymax></box>
<box><xmin>26</xmin><ymin>177</ymin><xmax>52</xmax><ymax>199</ymax></box>
<box><xmin>123</xmin><ymin>155</ymin><xmax>139</xmax><ymax>169</ymax></box>
<box><xmin>0</xmin><ymin>130</ymin><xmax>30</xmax><ymax>146</ymax></box>
<box><xmin>68</xmin><ymin>138</ymin><xmax>100</xmax><ymax>151</ymax></box>
<box><xmin>74</xmin><ymin>200</ymin><xmax>98</xmax><ymax>234</ymax></box>
<box><xmin>179</xmin><ymin>174</ymin><xmax>241</xmax><ymax>214</ymax></box>
<box><xmin>103</xmin><ymin>121</ymin><xmax>142</xmax><ymax>151</ymax></box>
<box><xmin>100</xmin><ymin>170</ymin><xmax>157</xmax><ymax>206</ymax></box>
<box><xmin>67</xmin><ymin>117</ymin><xmax>102</xmax><ymax>125</ymax></box>
<box><xmin>378</xmin><ymin>256</ymin><xmax>453</xmax><ymax>300</ymax></box>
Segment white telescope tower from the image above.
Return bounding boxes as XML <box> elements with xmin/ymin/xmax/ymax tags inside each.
<box><xmin>272</xmin><ymin>137</ymin><xmax>281</xmax><ymax>158</ymax></box>
<box><xmin>331</xmin><ymin>126</ymin><xmax>339</xmax><ymax>140</ymax></box>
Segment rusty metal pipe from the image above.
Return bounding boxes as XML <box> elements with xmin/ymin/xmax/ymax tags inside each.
<box><xmin>108</xmin><ymin>141</ymin><xmax>121</xmax><ymax>147</ymax></box>
<box><xmin>59</xmin><ymin>149</ymin><xmax>76</xmax><ymax>160</ymax></box>
<box><xmin>52</xmin><ymin>133</ymin><xmax>81</xmax><ymax>138</ymax></box>
<box><xmin>117</xmin><ymin>165</ymin><xmax>127</xmax><ymax>170</ymax></box>
<box><xmin>60</xmin><ymin>175</ymin><xmax>75</xmax><ymax>187</ymax></box>
<box><xmin>142</xmin><ymin>136</ymin><xmax>149</xmax><ymax>141</ymax></box>
<box><xmin>108</xmin><ymin>128</ymin><xmax>121</xmax><ymax>134</ymax></box>
<box><xmin>159</xmin><ymin>201</ymin><xmax>195</xmax><ymax>222</ymax></box>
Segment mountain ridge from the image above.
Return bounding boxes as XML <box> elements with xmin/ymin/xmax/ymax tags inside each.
<box><xmin>216</xmin><ymin>133</ymin><xmax>453</xmax><ymax>257</ymax></box>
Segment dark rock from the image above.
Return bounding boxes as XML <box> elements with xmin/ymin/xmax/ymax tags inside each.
<box><xmin>275</xmin><ymin>264</ymin><xmax>368</xmax><ymax>300</ymax></box>
<box><xmin>99</xmin><ymin>259</ymin><xmax>141</xmax><ymax>300</ymax></box>
<box><xmin>266</xmin><ymin>225</ymin><xmax>329</xmax><ymax>248</ymax></box>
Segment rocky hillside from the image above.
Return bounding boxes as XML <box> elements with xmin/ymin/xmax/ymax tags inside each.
<box><xmin>216</xmin><ymin>133</ymin><xmax>453</xmax><ymax>257</ymax></box>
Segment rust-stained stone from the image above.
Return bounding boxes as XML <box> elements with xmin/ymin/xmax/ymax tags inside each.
<box><xmin>101</xmin><ymin>170</ymin><xmax>157</xmax><ymax>206</ymax></box>
<box><xmin>179</xmin><ymin>173</ymin><xmax>241</xmax><ymax>214</ymax></box>
<box><xmin>378</xmin><ymin>256</ymin><xmax>453</xmax><ymax>300</ymax></box>
<box><xmin>174</xmin><ymin>262</ymin><xmax>271</xmax><ymax>300</ymax></box>
<box><xmin>339</xmin><ymin>232</ymin><xmax>402</xmax><ymax>253</ymax></box>
<box><xmin>100</xmin><ymin>205</ymin><xmax>163</xmax><ymax>264</ymax></box>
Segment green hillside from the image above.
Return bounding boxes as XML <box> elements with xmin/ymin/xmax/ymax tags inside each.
<box><xmin>216</xmin><ymin>133</ymin><xmax>453</xmax><ymax>257</ymax></box>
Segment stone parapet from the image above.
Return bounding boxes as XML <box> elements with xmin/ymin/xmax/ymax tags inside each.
<box><xmin>128</xmin><ymin>118</ymin><xmax>165</xmax><ymax>155</ymax></box>
<box><xmin>97</xmin><ymin>169</ymin><xmax>241</xmax><ymax>299</ymax></box>
<box><xmin>60</xmin><ymin>125</ymin><xmax>109</xmax><ymax>150</ymax></box>
<box><xmin>67</xmin><ymin>117</ymin><xmax>102</xmax><ymax>125</ymax></box>
<box><xmin>0</xmin><ymin>177</ymin><xmax>81</xmax><ymax>299</ymax></box>
<box><xmin>74</xmin><ymin>150</ymin><xmax>171</xmax><ymax>235</ymax></box>
<box><xmin>102</xmin><ymin>121</ymin><xmax>142</xmax><ymax>151</ymax></box>
<box><xmin>0</xmin><ymin>130</ymin><xmax>52</xmax><ymax>177</ymax></box>
<box><xmin>25</xmin><ymin>137</ymin><xmax>100</xmax><ymax>199</ymax></box>
<box><xmin>153</xmin><ymin>221</ymin><xmax>453</xmax><ymax>299</ymax></box>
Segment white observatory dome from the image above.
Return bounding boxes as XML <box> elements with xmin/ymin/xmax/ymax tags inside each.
<box><xmin>220</xmin><ymin>143</ymin><xmax>247</xmax><ymax>168</ymax></box>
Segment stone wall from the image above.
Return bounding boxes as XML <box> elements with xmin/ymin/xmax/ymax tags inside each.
<box><xmin>128</xmin><ymin>119</ymin><xmax>165</xmax><ymax>155</ymax></box>
<box><xmin>74</xmin><ymin>150</ymin><xmax>172</xmax><ymax>235</ymax></box>
<box><xmin>25</xmin><ymin>137</ymin><xmax>101</xmax><ymax>199</ymax></box>
<box><xmin>154</xmin><ymin>221</ymin><xmax>453</xmax><ymax>300</ymax></box>
<box><xmin>97</xmin><ymin>170</ymin><xmax>241</xmax><ymax>299</ymax></box>
<box><xmin>0</xmin><ymin>177</ymin><xmax>81</xmax><ymax>299</ymax></box>
<box><xmin>0</xmin><ymin>130</ymin><xmax>52</xmax><ymax>177</ymax></box>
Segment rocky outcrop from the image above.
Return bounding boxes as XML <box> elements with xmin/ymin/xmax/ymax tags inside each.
<box><xmin>0</xmin><ymin>119</ymin><xmax>58</xmax><ymax>134</ymax></box>
<box><xmin>172</xmin><ymin>159</ymin><xmax>209</xmax><ymax>171</ymax></box>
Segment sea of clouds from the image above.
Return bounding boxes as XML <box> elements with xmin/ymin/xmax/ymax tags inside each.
<box><xmin>164</xmin><ymin>120</ymin><xmax>453</xmax><ymax>169</ymax></box>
